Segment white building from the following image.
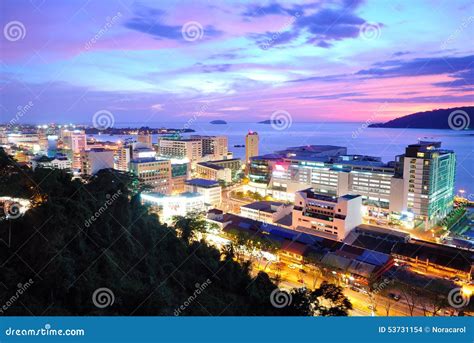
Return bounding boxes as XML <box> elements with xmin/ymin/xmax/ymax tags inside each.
<box><xmin>31</xmin><ymin>154</ymin><xmax>72</xmax><ymax>171</ymax></box>
<box><xmin>80</xmin><ymin>148</ymin><xmax>114</xmax><ymax>175</ymax></box>
<box><xmin>141</xmin><ymin>192</ymin><xmax>205</xmax><ymax>223</ymax></box>
<box><xmin>240</xmin><ymin>201</ymin><xmax>293</xmax><ymax>225</ymax></box>
<box><xmin>185</xmin><ymin>178</ymin><xmax>222</xmax><ymax>207</ymax></box>
<box><xmin>292</xmin><ymin>189</ymin><xmax>362</xmax><ymax>241</ymax></box>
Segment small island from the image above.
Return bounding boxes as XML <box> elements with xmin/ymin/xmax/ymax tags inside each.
<box><xmin>258</xmin><ymin>119</ymin><xmax>282</xmax><ymax>124</ymax></box>
<box><xmin>210</xmin><ymin>120</ymin><xmax>227</xmax><ymax>124</ymax></box>
<box><xmin>369</xmin><ymin>106</ymin><xmax>473</xmax><ymax>130</ymax></box>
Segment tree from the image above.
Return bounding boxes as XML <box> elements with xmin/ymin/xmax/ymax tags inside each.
<box><xmin>311</xmin><ymin>281</ymin><xmax>353</xmax><ymax>316</ymax></box>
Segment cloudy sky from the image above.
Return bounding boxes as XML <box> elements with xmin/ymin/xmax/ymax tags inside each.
<box><xmin>1</xmin><ymin>0</ymin><xmax>473</xmax><ymax>124</ymax></box>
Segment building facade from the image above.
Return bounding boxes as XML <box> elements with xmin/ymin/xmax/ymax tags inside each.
<box><xmin>80</xmin><ymin>148</ymin><xmax>114</xmax><ymax>175</ymax></box>
<box><xmin>185</xmin><ymin>179</ymin><xmax>222</xmax><ymax>207</ymax></box>
<box><xmin>245</xmin><ymin>131</ymin><xmax>259</xmax><ymax>165</ymax></box>
<box><xmin>129</xmin><ymin>157</ymin><xmax>172</xmax><ymax>194</ymax></box>
<box><xmin>292</xmin><ymin>189</ymin><xmax>362</xmax><ymax>241</ymax></box>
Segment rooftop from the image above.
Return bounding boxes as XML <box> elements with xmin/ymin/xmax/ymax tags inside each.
<box><xmin>241</xmin><ymin>201</ymin><xmax>289</xmax><ymax>213</ymax></box>
<box><xmin>185</xmin><ymin>178</ymin><xmax>220</xmax><ymax>188</ymax></box>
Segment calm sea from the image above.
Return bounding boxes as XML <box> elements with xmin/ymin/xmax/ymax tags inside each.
<box><xmin>94</xmin><ymin>121</ymin><xmax>473</xmax><ymax>194</ymax></box>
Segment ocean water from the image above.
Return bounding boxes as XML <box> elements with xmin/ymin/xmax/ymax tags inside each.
<box><xmin>96</xmin><ymin>121</ymin><xmax>474</xmax><ymax>194</ymax></box>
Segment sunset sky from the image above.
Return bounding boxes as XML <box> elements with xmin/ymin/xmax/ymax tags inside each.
<box><xmin>1</xmin><ymin>0</ymin><xmax>473</xmax><ymax>124</ymax></box>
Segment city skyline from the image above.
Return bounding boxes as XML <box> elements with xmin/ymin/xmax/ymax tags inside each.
<box><xmin>1</xmin><ymin>0</ymin><xmax>473</xmax><ymax>124</ymax></box>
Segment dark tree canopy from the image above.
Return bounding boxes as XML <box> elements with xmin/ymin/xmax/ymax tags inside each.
<box><xmin>0</xmin><ymin>148</ymin><xmax>351</xmax><ymax>316</ymax></box>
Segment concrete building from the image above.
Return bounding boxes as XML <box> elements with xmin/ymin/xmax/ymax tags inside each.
<box><xmin>116</xmin><ymin>145</ymin><xmax>132</xmax><ymax>172</ymax></box>
<box><xmin>195</xmin><ymin>162</ymin><xmax>232</xmax><ymax>183</ymax></box>
<box><xmin>171</xmin><ymin>158</ymin><xmax>190</xmax><ymax>194</ymax></box>
<box><xmin>31</xmin><ymin>154</ymin><xmax>72</xmax><ymax>171</ymax></box>
<box><xmin>80</xmin><ymin>148</ymin><xmax>114</xmax><ymax>175</ymax></box>
<box><xmin>185</xmin><ymin>178</ymin><xmax>222</xmax><ymax>207</ymax></box>
<box><xmin>206</xmin><ymin>158</ymin><xmax>241</xmax><ymax>172</ymax></box>
<box><xmin>62</xmin><ymin>130</ymin><xmax>87</xmax><ymax>170</ymax></box>
<box><xmin>159</xmin><ymin>137</ymin><xmax>202</xmax><ymax>164</ymax></box>
<box><xmin>129</xmin><ymin>157</ymin><xmax>172</xmax><ymax>194</ymax></box>
<box><xmin>141</xmin><ymin>192</ymin><xmax>205</xmax><ymax>223</ymax></box>
<box><xmin>292</xmin><ymin>189</ymin><xmax>362</xmax><ymax>241</ymax></box>
<box><xmin>240</xmin><ymin>201</ymin><xmax>293</xmax><ymax>225</ymax></box>
<box><xmin>396</xmin><ymin>141</ymin><xmax>456</xmax><ymax>227</ymax></box>
<box><xmin>245</xmin><ymin>131</ymin><xmax>259</xmax><ymax>165</ymax></box>
<box><xmin>191</xmin><ymin>135</ymin><xmax>228</xmax><ymax>159</ymax></box>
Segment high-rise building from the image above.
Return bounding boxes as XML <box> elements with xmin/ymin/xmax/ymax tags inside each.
<box><xmin>245</xmin><ymin>131</ymin><xmax>259</xmax><ymax>165</ymax></box>
<box><xmin>37</xmin><ymin>126</ymin><xmax>48</xmax><ymax>152</ymax></box>
<box><xmin>191</xmin><ymin>135</ymin><xmax>228</xmax><ymax>159</ymax></box>
<box><xmin>80</xmin><ymin>148</ymin><xmax>114</xmax><ymax>175</ymax></box>
<box><xmin>158</xmin><ymin>137</ymin><xmax>202</xmax><ymax>164</ymax></box>
<box><xmin>129</xmin><ymin>157</ymin><xmax>172</xmax><ymax>194</ymax></box>
<box><xmin>292</xmin><ymin>189</ymin><xmax>362</xmax><ymax>241</ymax></box>
<box><xmin>397</xmin><ymin>141</ymin><xmax>456</xmax><ymax>227</ymax></box>
<box><xmin>62</xmin><ymin>130</ymin><xmax>87</xmax><ymax>170</ymax></box>
<box><xmin>116</xmin><ymin>145</ymin><xmax>132</xmax><ymax>172</ymax></box>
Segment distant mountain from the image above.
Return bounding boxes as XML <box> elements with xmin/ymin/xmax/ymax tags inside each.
<box><xmin>258</xmin><ymin>119</ymin><xmax>282</xmax><ymax>124</ymax></box>
<box><xmin>369</xmin><ymin>106</ymin><xmax>473</xmax><ymax>130</ymax></box>
<box><xmin>210</xmin><ymin>120</ymin><xmax>227</xmax><ymax>124</ymax></box>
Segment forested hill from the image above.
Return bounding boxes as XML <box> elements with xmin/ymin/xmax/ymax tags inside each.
<box><xmin>369</xmin><ymin>106</ymin><xmax>473</xmax><ymax>129</ymax></box>
<box><xmin>0</xmin><ymin>149</ymin><xmax>350</xmax><ymax>316</ymax></box>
